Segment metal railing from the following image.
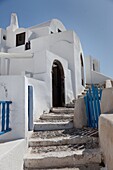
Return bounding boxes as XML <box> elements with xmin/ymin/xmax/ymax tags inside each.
<box><xmin>0</xmin><ymin>101</ymin><xmax>12</xmax><ymax>135</ymax></box>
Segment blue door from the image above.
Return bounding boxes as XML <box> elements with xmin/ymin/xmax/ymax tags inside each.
<box><xmin>28</xmin><ymin>86</ymin><xmax>33</xmax><ymax>131</ymax></box>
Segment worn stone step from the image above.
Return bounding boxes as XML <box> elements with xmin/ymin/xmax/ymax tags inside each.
<box><xmin>65</xmin><ymin>103</ymin><xmax>75</xmax><ymax>108</ymax></box>
<box><xmin>24</xmin><ymin>164</ymin><xmax>103</xmax><ymax>170</ymax></box>
<box><xmin>39</xmin><ymin>113</ymin><xmax>74</xmax><ymax>121</ymax></box>
<box><xmin>50</xmin><ymin>108</ymin><xmax>74</xmax><ymax>114</ymax></box>
<box><xmin>82</xmin><ymin>91</ymin><xmax>87</xmax><ymax>95</ymax></box>
<box><xmin>29</xmin><ymin>139</ymin><xmax>99</xmax><ymax>153</ymax></box>
<box><xmin>29</xmin><ymin>135</ymin><xmax>98</xmax><ymax>147</ymax></box>
<box><xmin>24</xmin><ymin>148</ymin><xmax>101</xmax><ymax>169</ymax></box>
<box><xmin>78</xmin><ymin>94</ymin><xmax>83</xmax><ymax>99</ymax></box>
<box><xmin>34</xmin><ymin>121</ymin><xmax>73</xmax><ymax>131</ymax></box>
<box><xmin>31</xmin><ymin>128</ymin><xmax>98</xmax><ymax>140</ymax></box>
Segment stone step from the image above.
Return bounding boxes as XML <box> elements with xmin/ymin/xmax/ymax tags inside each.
<box><xmin>50</xmin><ymin>107</ymin><xmax>74</xmax><ymax>114</ymax></box>
<box><xmin>65</xmin><ymin>103</ymin><xmax>75</xmax><ymax>108</ymax></box>
<box><xmin>82</xmin><ymin>91</ymin><xmax>87</xmax><ymax>95</ymax></box>
<box><xmin>31</xmin><ymin>128</ymin><xmax>98</xmax><ymax>140</ymax></box>
<box><xmin>24</xmin><ymin>148</ymin><xmax>101</xmax><ymax>169</ymax></box>
<box><xmin>29</xmin><ymin>135</ymin><xmax>98</xmax><ymax>147</ymax></box>
<box><xmin>39</xmin><ymin>113</ymin><xmax>74</xmax><ymax>121</ymax></box>
<box><xmin>34</xmin><ymin>121</ymin><xmax>73</xmax><ymax>131</ymax></box>
<box><xmin>78</xmin><ymin>94</ymin><xmax>83</xmax><ymax>98</ymax></box>
<box><xmin>24</xmin><ymin>165</ymin><xmax>103</xmax><ymax>170</ymax></box>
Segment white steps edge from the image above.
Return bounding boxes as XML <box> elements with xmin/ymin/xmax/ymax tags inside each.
<box><xmin>50</xmin><ymin>108</ymin><xmax>74</xmax><ymax>114</ymax></box>
<box><xmin>24</xmin><ymin>164</ymin><xmax>103</xmax><ymax>170</ymax></box>
<box><xmin>29</xmin><ymin>136</ymin><xmax>98</xmax><ymax>147</ymax></box>
<box><xmin>24</xmin><ymin>148</ymin><xmax>101</xmax><ymax>169</ymax></box>
<box><xmin>40</xmin><ymin>113</ymin><xmax>74</xmax><ymax>120</ymax></box>
<box><xmin>34</xmin><ymin>121</ymin><xmax>73</xmax><ymax>131</ymax></box>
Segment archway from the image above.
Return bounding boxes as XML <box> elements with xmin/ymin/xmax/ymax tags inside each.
<box><xmin>52</xmin><ymin>60</ymin><xmax>65</xmax><ymax>107</ymax></box>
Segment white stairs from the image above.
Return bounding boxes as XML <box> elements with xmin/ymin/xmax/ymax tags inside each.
<box><xmin>23</xmin><ymin>107</ymin><xmax>104</xmax><ymax>170</ymax></box>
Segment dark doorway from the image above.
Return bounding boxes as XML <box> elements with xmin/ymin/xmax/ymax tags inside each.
<box><xmin>52</xmin><ymin>60</ymin><xmax>65</xmax><ymax>107</ymax></box>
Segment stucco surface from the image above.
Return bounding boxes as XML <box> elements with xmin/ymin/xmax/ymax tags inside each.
<box><xmin>74</xmin><ymin>97</ymin><xmax>87</xmax><ymax>128</ymax></box>
<box><xmin>99</xmin><ymin>114</ymin><xmax>113</xmax><ymax>170</ymax></box>
<box><xmin>101</xmin><ymin>88</ymin><xmax>113</xmax><ymax>114</ymax></box>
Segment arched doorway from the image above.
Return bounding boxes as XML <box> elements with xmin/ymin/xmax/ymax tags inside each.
<box><xmin>52</xmin><ymin>60</ymin><xmax>65</xmax><ymax>107</ymax></box>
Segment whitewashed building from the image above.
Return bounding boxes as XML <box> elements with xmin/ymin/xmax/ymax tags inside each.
<box><xmin>0</xmin><ymin>13</ymin><xmax>112</xmax><ymax>141</ymax></box>
<box><xmin>0</xmin><ymin>13</ymin><xmax>86</xmax><ymax>134</ymax></box>
<box><xmin>0</xmin><ymin>13</ymin><xmax>112</xmax><ymax>170</ymax></box>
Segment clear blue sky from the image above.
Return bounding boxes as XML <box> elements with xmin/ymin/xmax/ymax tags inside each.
<box><xmin>0</xmin><ymin>0</ymin><xmax>113</xmax><ymax>78</ymax></box>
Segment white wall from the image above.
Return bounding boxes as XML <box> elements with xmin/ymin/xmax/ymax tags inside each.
<box><xmin>99</xmin><ymin>114</ymin><xmax>113</xmax><ymax>170</ymax></box>
<box><xmin>0</xmin><ymin>76</ymin><xmax>28</xmax><ymax>142</ymax></box>
<box><xmin>7</xmin><ymin>28</ymin><xmax>85</xmax><ymax>99</ymax></box>
<box><xmin>29</xmin><ymin>19</ymin><xmax>66</xmax><ymax>35</ymax></box>
<box><xmin>45</xmin><ymin>50</ymin><xmax>74</xmax><ymax>105</ymax></box>
<box><xmin>31</xmin><ymin>26</ymin><xmax>50</xmax><ymax>37</ymax></box>
<box><xmin>85</xmin><ymin>56</ymin><xmax>92</xmax><ymax>84</ymax></box>
<box><xmin>91</xmin><ymin>71</ymin><xmax>112</xmax><ymax>84</ymax></box>
<box><xmin>73</xmin><ymin>32</ymin><xmax>85</xmax><ymax>98</ymax></box>
<box><xmin>0</xmin><ymin>75</ymin><xmax>55</xmax><ymax>142</ymax></box>
<box><xmin>93</xmin><ymin>59</ymin><xmax>100</xmax><ymax>72</ymax></box>
<box><xmin>27</xmin><ymin>77</ymin><xmax>49</xmax><ymax>120</ymax></box>
<box><xmin>0</xmin><ymin>29</ymin><xmax>7</xmax><ymax>49</ymax></box>
<box><xmin>85</xmin><ymin>56</ymin><xmax>111</xmax><ymax>84</ymax></box>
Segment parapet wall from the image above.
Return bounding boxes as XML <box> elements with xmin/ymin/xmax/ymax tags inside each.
<box><xmin>99</xmin><ymin>87</ymin><xmax>113</xmax><ymax>170</ymax></box>
<box><xmin>99</xmin><ymin>114</ymin><xmax>113</xmax><ymax>170</ymax></box>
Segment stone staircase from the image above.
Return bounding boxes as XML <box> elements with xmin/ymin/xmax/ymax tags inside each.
<box><xmin>23</xmin><ymin>107</ymin><xmax>104</xmax><ymax>170</ymax></box>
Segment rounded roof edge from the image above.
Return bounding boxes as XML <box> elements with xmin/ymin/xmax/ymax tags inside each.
<box><xmin>50</xmin><ymin>19</ymin><xmax>66</xmax><ymax>30</ymax></box>
<box><xmin>29</xmin><ymin>19</ymin><xmax>66</xmax><ymax>31</ymax></box>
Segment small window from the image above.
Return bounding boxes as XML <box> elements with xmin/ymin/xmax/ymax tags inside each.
<box><xmin>16</xmin><ymin>32</ymin><xmax>25</xmax><ymax>47</ymax></box>
<box><xmin>3</xmin><ymin>35</ymin><xmax>6</xmax><ymax>40</ymax></box>
<box><xmin>93</xmin><ymin>63</ymin><xmax>95</xmax><ymax>71</ymax></box>
<box><xmin>25</xmin><ymin>41</ymin><xmax>31</xmax><ymax>50</ymax></box>
<box><xmin>51</xmin><ymin>31</ymin><xmax>54</xmax><ymax>34</ymax></box>
<box><xmin>58</xmin><ymin>29</ymin><xmax>62</xmax><ymax>33</ymax></box>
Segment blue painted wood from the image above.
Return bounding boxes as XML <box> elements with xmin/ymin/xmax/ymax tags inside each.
<box><xmin>84</xmin><ymin>95</ymin><xmax>90</xmax><ymax>127</ymax></box>
<box><xmin>84</xmin><ymin>85</ymin><xmax>102</xmax><ymax>128</ymax></box>
<box><xmin>0</xmin><ymin>128</ymin><xmax>11</xmax><ymax>135</ymax></box>
<box><xmin>92</xmin><ymin>85</ymin><xmax>98</xmax><ymax>128</ymax></box>
<box><xmin>0</xmin><ymin>101</ymin><xmax>12</xmax><ymax>135</ymax></box>
<box><xmin>6</xmin><ymin>101</ymin><xmax>12</xmax><ymax>130</ymax></box>
<box><xmin>6</xmin><ymin>102</ymin><xmax>9</xmax><ymax>130</ymax></box>
<box><xmin>88</xmin><ymin>89</ymin><xmax>95</xmax><ymax>128</ymax></box>
<box><xmin>28</xmin><ymin>86</ymin><xmax>33</xmax><ymax>131</ymax></box>
<box><xmin>2</xmin><ymin>103</ymin><xmax>5</xmax><ymax>132</ymax></box>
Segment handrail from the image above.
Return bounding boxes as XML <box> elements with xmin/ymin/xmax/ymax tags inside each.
<box><xmin>0</xmin><ymin>101</ymin><xmax>12</xmax><ymax>135</ymax></box>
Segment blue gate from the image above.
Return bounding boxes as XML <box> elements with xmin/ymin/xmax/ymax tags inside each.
<box><xmin>84</xmin><ymin>85</ymin><xmax>102</xmax><ymax>128</ymax></box>
<box><xmin>0</xmin><ymin>101</ymin><xmax>12</xmax><ymax>135</ymax></box>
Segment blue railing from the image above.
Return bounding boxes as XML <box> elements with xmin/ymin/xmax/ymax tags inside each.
<box><xmin>0</xmin><ymin>101</ymin><xmax>12</xmax><ymax>135</ymax></box>
<box><xmin>84</xmin><ymin>85</ymin><xmax>102</xmax><ymax>128</ymax></box>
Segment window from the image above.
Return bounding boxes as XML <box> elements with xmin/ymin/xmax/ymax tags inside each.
<box><xmin>16</xmin><ymin>32</ymin><xmax>25</xmax><ymax>47</ymax></box>
<box><xmin>93</xmin><ymin>63</ymin><xmax>95</xmax><ymax>71</ymax></box>
<box><xmin>51</xmin><ymin>31</ymin><xmax>54</xmax><ymax>34</ymax></box>
<box><xmin>3</xmin><ymin>35</ymin><xmax>6</xmax><ymax>40</ymax></box>
<box><xmin>25</xmin><ymin>41</ymin><xmax>31</xmax><ymax>50</ymax></box>
<box><xmin>58</xmin><ymin>29</ymin><xmax>62</xmax><ymax>33</ymax></box>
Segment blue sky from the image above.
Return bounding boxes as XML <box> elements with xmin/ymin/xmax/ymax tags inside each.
<box><xmin>0</xmin><ymin>0</ymin><xmax>113</xmax><ymax>77</ymax></box>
